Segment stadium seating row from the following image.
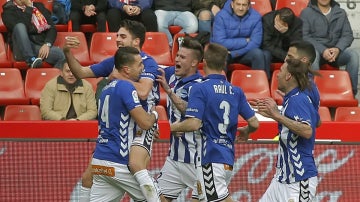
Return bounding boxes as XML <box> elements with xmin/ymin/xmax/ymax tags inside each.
<box><xmin>1</xmin><ymin>67</ymin><xmax>357</xmax><ymax>110</ymax></box>
<box><xmin>3</xmin><ymin>103</ymin><xmax>360</xmax><ymax>122</ymax></box>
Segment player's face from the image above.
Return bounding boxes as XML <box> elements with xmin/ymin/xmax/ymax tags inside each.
<box><xmin>231</xmin><ymin>0</ymin><xmax>250</xmax><ymax>17</ymax></box>
<box><xmin>116</xmin><ymin>28</ymin><xmax>136</xmax><ymax>48</ymax></box>
<box><xmin>128</xmin><ymin>54</ymin><xmax>144</xmax><ymax>81</ymax></box>
<box><xmin>277</xmin><ymin>63</ymin><xmax>289</xmax><ymax>93</ymax></box>
<box><xmin>174</xmin><ymin>47</ymin><xmax>198</xmax><ymax>78</ymax></box>
<box><xmin>61</xmin><ymin>63</ymin><xmax>77</xmax><ymax>84</ymax></box>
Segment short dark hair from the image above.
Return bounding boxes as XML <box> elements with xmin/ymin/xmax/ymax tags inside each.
<box><xmin>181</xmin><ymin>36</ymin><xmax>204</xmax><ymax>62</ymax></box>
<box><xmin>289</xmin><ymin>40</ymin><xmax>316</xmax><ymax>64</ymax></box>
<box><xmin>204</xmin><ymin>43</ymin><xmax>228</xmax><ymax>71</ymax></box>
<box><xmin>58</xmin><ymin>59</ymin><xmax>68</xmax><ymax>70</ymax></box>
<box><xmin>277</xmin><ymin>7</ymin><xmax>295</xmax><ymax>26</ymax></box>
<box><xmin>114</xmin><ymin>46</ymin><xmax>140</xmax><ymax>71</ymax></box>
<box><xmin>119</xmin><ymin>20</ymin><xmax>146</xmax><ymax>48</ymax></box>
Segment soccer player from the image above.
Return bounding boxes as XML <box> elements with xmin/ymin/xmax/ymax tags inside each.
<box><xmin>170</xmin><ymin>43</ymin><xmax>259</xmax><ymax>202</ymax></box>
<box><xmin>256</xmin><ymin>59</ymin><xmax>320</xmax><ymax>202</ymax></box>
<box><xmin>63</xmin><ymin>19</ymin><xmax>161</xmax><ymax>201</ymax></box>
<box><xmin>90</xmin><ymin>46</ymin><xmax>159</xmax><ymax>201</ymax></box>
<box><xmin>155</xmin><ymin>37</ymin><xmax>204</xmax><ymax>201</ymax></box>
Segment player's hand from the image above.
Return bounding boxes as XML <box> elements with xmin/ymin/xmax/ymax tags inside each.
<box><xmin>156</xmin><ymin>68</ymin><xmax>172</xmax><ymax>94</ymax></box>
<box><xmin>63</xmin><ymin>36</ymin><xmax>80</xmax><ymax>52</ymax></box>
<box><xmin>236</xmin><ymin>126</ymin><xmax>249</xmax><ymax>142</ymax></box>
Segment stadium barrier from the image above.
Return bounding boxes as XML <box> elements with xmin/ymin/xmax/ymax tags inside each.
<box><xmin>0</xmin><ymin>121</ymin><xmax>360</xmax><ymax>201</ymax></box>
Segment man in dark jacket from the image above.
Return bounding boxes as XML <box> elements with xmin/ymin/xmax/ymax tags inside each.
<box><xmin>2</xmin><ymin>0</ymin><xmax>65</xmax><ymax>68</ymax></box>
<box><xmin>301</xmin><ymin>0</ymin><xmax>359</xmax><ymax>96</ymax></box>
<box><xmin>69</xmin><ymin>0</ymin><xmax>107</xmax><ymax>32</ymax></box>
<box><xmin>262</xmin><ymin>7</ymin><xmax>303</xmax><ymax>63</ymax></box>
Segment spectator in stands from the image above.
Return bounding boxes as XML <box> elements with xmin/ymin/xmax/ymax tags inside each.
<box><xmin>192</xmin><ymin>0</ymin><xmax>227</xmax><ymax>33</ymax></box>
<box><xmin>1</xmin><ymin>0</ymin><xmax>65</xmax><ymax>68</ymax></box>
<box><xmin>155</xmin><ymin>37</ymin><xmax>204</xmax><ymax>201</ymax></box>
<box><xmin>107</xmin><ymin>0</ymin><xmax>157</xmax><ymax>32</ymax></box>
<box><xmin>211</xmin><ymin>0</ymin><xmax>271</xmax><ymax>78</ymax></box>
<box><xmin>69</xmin><ymin>0</ymin><xmax>107</xmax><ymax>32</ymax></box>
<box><xmin>262</xmin><ymin>7</ymin><xmax>303</xmax><ymax>63</ymax></box>
<box><xmin>40</xmin><ymin>59</ymin><xmax>97</xmax><ymax>120</ymax></box>
<box><xmin>257</xmin><ymin>59</ymin><xmax>319</xmax><ymax>201</ymax></box>
<box><xmin>63</xmin><ymin>20</ymin><xmax>161</xmax><ymax>201</ymax></box>
<box><xmin>170</xmin><ymin>43</ymin><xmax>259</xmax><ymax>201</ymax></box>
<box><xmin>300</xmin><ymin>0</ymin><xmax>359</xmax><ymax>96</ymax></box>
<box><xmin>154</xmin><ymin>0</ymin><xmax>198</xmax><ymax>47</ymax></box>
<box><xmin>91</xmin><ymin>46</ymin><xmax>161</xmax><ymax>201</ymax></box>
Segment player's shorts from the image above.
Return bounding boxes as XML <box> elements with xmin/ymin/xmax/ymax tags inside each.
<box><xmin>131</xmin><ymin>122</ymin><xmax>158</xmax><ymax>156</ymax></box>
<box><xmin>157</xmin><ymin>157</ymin><xmax>198</xmax><ymax>200</ymax></box>
<box><xmin>90</xmin><ymin>158</ymin><xmax>146</xmax><ymax>202</ymax></box>
<box><xmin>202</xmin><ymin>163</ymin><xmax>233</xmax><ymax>202</ymax></box>
<box><xmin>259</xmin><ymin>176</ymin><xmax>318</xmax><ymax>202</ymax></box>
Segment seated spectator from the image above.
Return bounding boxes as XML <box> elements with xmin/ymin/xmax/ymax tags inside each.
<box><xmin>154</xmin><ymin>0</ymin><xmax>198</xmax><ymax>46</ymax></box>
<box><xmin>1</xmin><ymin>0</ymin><xmax>65</xmax><ymax>68</ymax></box>
<box><xmin>211</xmin><ymin>0</ymin><xmax>271</xmax><ymax>78</ymax></box>
<box><xmin>69</xmin><ymin>0</ymin><xmax>107</xmax><ymax>32</ymax></box>
<box><xmin>192</xmin><ymin>0</ymin><xmax>227</xmax><ymax>33</ymax></box>
<box><xmin>107</xmin><ymin>0</ymin><xmax>157</xmax><ymax>32</ymax></box>
<box><xmin>301</xmin><ymin>0</ymin><xmax>359</xmax><ymax>96</ymax></box>
<box><xmin>40</xmin><ymin>59</ymin><xmax>97</xmax><ymax>120</ymax></box>
<box><xmin>52</xmin><ymin>0</ymin><xmax>71</xmax><ymax>25</ymax></box>
<box><xmin>262</xmin><ymin>7</ymin><xmax>303</xmax><ymax>63</ymax></box>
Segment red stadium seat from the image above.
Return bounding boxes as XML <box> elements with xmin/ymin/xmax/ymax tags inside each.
<box><xmin>169</xmin><ymin>25</ymin><xmax>182</xmax><ymax>36</ymax></box>
<box><xmin>270</xmin><ymin>70</ymin><xmax>283</xmax><ymax>105</ymax></box>
<box><xmin>158</xmin><ymin>85</ymin><xmax>167</xmax><ymax>109</ymax></box>
<box><xmin>84</xmin><ymin>77</ymin><xmax>103</xmax><ymax>93</ymax></box>
<box><xmin>24</xmin><ymin>68</ymin><xmax>61</xmax><ymax>105</ymax></box>
<box><xmin>230</xmin><ymin>70</ymin><xmax>271</xmax><ymax>101</ymax></box>
<box><xmin>155</xmin><ymin>105</ymin><xmax>168</xmax><ymax>121</ymax></box>
<box><xmin>54</xmin><ymin>32</ymin><xmax>93</xmax><ymax>66</ymax></box>
<box><xmin>334</xmin><ymin>107</ymin><xmax>360</xmax><ymax>122</ymax></box>
<box><xmin>250</xmin><ymin>0</ymin><xmax>273</xmax><ymax>16</ymax></box>
<box><xmin>318</xmin><ymin>106</ymin><xmax>332</xmax><ymax>122</ymax></box>
<box><xmin>4</xmin><ymin>105</ymin><xmax>42</xmax><ymax>121</ymax></box>
<box><xmin>0</xmin><ymin>33</ymin><xmax>12</xmax><ymax>68</ymax></box>
<box><xmin>0</xmin><ymin>68</ymin><xmax>30</xmax><ymax>105</ymax></box>
<box><xmin>142</xmin><ymin>32</ymin><xmax>173</xmax><ymax>66</ymax></box>
<box><xmin>89</xmin><ymin>32</ymin><xmax>117</xmax><ymax>63</ymax></box>
<box><xmin>314</xmin><ymin>70</ymin><xmax>358</xmax><ymax>107</ymax></box>
<box><xmin>68</xmin><ymin>20</ymin><xmax>109</xmax><ymax>33</ymax></box>
<box><xmin>275</xmin><ymin>0</ymin><xmax>309</xmax><ymax>17</ymax></box>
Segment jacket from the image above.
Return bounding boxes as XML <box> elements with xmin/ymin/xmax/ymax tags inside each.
<box><xmin>262</xmin><ymin>10</ymin><xmax>303</xmax><ymax>61</ymax></box>
<box><xmin>211</xmin><ymin>0</ymin><xmax>263</xmax><ymax>58</ymax></box>
<box><xmin>300</xmin><ymin>0</ymin><xmax>354</xmax><ymax>53</ymax></box>
<box><xmin>2</xmin><ymin>1</ymin><xmax>57</xmax><ymax>47</ymax></box>
<box><xmin>154</xmin><ymin>0</ymin><xmax>192</xmax><ymax>12</ymax></box>
<box><xmin>40</xmin><ymin>76</ymin><xmax>97</xmax><ymax>120</ymax></box>
<box><xmin>108</xmin><ymin>0</ymin><xmax>152</xmax><ymax>10</ymax></box>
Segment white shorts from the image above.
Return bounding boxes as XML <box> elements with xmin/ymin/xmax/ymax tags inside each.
<box><xmin>202</xmin><ymin>163</ymin><xmax>233</xmax><ymax>202</ymax></box>
<box><xmin>259</xmin><ymin>176</ymin><xmax>318</xmax><ymax>202</ymax></box>
<box><xmin>90</xmin><ymin>158</ymin><xmax>146</xmax><ymax>202</ymax></box>
<box><xmin>157</xmin><ymin>157</ymin><xmax>198</xmax><ymax>200</ymax></box>
<box><xmin>131</xmin><ymin>123</ymin><xmax>157</xmax><ymax>156</ymax></box>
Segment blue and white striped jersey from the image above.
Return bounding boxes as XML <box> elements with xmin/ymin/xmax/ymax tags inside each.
<box><xmin>275</xmin><ymin>87</ymin><xmax>319</xmax><ymax>183</ymax></box>
<box><xmin>164</xmin><ymin>66</ymin><xmax>203</xmax><ymax>164</ymax></box>
<box><xmin>93</xmin><ymin>79</ymin><xmax>141</xmax><ymax>165</ymax></box>
<box><xmin>185</xmin><ymin>74</ymin><xmax>255</xmax><ymax>166</ymax></box>
<box><xmin>90</xmin><ymin>51</ymin><xmax>160</xmax><ymax>110</ymax></box>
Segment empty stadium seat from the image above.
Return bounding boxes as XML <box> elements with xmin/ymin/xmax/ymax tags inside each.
<box><xmin>318</xmin><ymin>106</ymin><xmax>332</xmax><ymax>122</ymax></box>
<box><xmin>142</xmin><ymin>32</ymin><xmax>173</xmax><ymax>66</ymax></box>
<box><xmin>4</xmin><ymin>105</ymin><xmax>42</xmax><ymax>121</ymax></box>
<box><xmin>250</xmin><ymin>0</ymin><xmax>273</xmax><ymax>16</ymax></box>
<box><xmin>314</xmin><ymin>70</ymin><xmax>358</xmax><ymax>107</ymax></box>
<box><xmin>158</xmin><ymin>85</ymin><xmax>167</xmax><ymax>108</ymax></box>
<box><xmin>84</xmin><ymin>77</ymin><xmax>103</xmax><ymax>92</ymax></box>
<box><xmin>230</xmin><ymin>70</ymin><xmax>271</xmax><ymax>101</ymax></box>
<box><xmin>275</xmin><ymin>0</ymin><xmax>309</xmax><ymax>16</ymax></box>
<box><xmin>24</xmin><ymin>68</ymin><xmax>61</xmax><ymax>105</ymax></box>
<box><xmin>334</xmin><ymin>107</ymin><xmax>360</xmax><ymax>122</ymax></box>
<box><xmin>0</xmin><ymin>68</ymin><xmax>30</xmax><ymax>105</ymax></box>
<box><xmin>270</xmin><ymin>70</ymin><xmax>283</xmax><ymax>105</ymax></box>
<box><xmin>89</xmin><ymin>32</ymin><xmax>117</xmax><ymax>63</ymax></box>
<box><xmin>54</xmin><ymin>32</ymin><xmax>93</xmax><ymax>66</ymax></box>
<box><xmin>155</xmin><ymin>105</ymin><xmax>168</xmax><ymax>121</ymax></box>
<box><xmin>0</xmin><ymin>33</ymin><xmax>12</xmax><ymax>68</ymax></box>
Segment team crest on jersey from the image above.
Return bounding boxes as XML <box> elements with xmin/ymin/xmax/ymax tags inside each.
<box><xmin>132</xmin><ymin>90</ymin><xmax>140</xmax><ymax>103</ymax></box>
